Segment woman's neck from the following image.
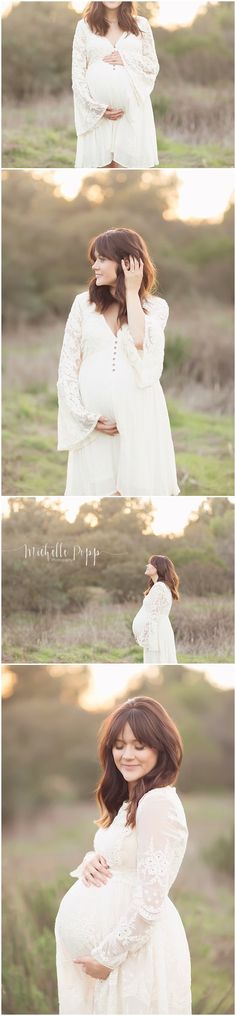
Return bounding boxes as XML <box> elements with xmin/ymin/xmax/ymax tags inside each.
<box><xmin>106</xmin><ymin>15</ymin><xmax>119</xmax><ymax>25</ymax></box>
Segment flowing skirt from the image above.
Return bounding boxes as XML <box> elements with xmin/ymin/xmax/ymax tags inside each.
<box><xmin>65</xmin><ymin>348</ymin><xmax>179</xmax><ymax>496</ymax></box>
<box><xmin>74</xmin><ymin>89</ymin><xmax>158</xmax><ymax>169</ymax></box>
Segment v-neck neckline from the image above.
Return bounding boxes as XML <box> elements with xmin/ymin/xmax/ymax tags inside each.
<box><xmin>106</xmin><ymin>32</ymin><xmax>126</xmax><ymax>48</ymax></box>
<box><xmin>101</xmin><ymin>311</ymin><xmax>120</xmax><ymax>339</ymax></box>
<box><xmin>85</xmin><ymin>22</ymin><xmax>127</xmax><ymax>47</ymax></box>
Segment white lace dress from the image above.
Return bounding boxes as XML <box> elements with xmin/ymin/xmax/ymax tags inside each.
<box><xmin>55</xmin><ymin>787</ymin><xmax>191</xmax><ymax>1015</ymax></box>
<box><xmin>132</xmin><ymin>581</ymin><xmax>177</xmax><ymax>664</ymax></box>
<box><xmin>72</xmin><ymin>16</ymin><xmax>159</xmax><ymax>168</ymax></box>
<box><xmin>57</xmin><ymin>291</ymin><xmax>179</xmax><ymax>496</ymax></box>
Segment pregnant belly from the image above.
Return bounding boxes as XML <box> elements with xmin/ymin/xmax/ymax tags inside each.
<box><xmin>86</xmin><ymin>60</ymin><xmax>129</xmax><ymax>111</ymax></box>
<box><xmin>55</xmin><ymin>875</ymin><xmax>134</xmax><ymax>959</ymax></box>
<box><xmin>79</xmin><ymin>349</ymin><xmax>131</xmax><ymax>420</ymax></box>
<box><xmin>132</xmin><ymin>606</ymin><xmax>146</xmax><ymax>642</ymax></box>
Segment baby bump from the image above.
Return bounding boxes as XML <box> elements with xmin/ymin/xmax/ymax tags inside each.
<box><xmin>79</xmin><ymin>352</ymin><xmax>115</xmax><ymax>418</ymax></box>
<box><xmin>55</xmin><ymin>875</ymin><xmax>133</xmax><ymax>959</ymax></box>
<box><xmin>86</xmin><ymin>60</ymin><xmax>129</xmax><ymax>111</ymax></box>
<box><xmin>132</xmin><ymin>606</ymin><xmax>145</xmax><ymax>640</ymax></box>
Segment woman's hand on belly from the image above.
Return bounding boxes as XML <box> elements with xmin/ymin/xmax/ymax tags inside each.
<box><xmin>96</xmin><ymin>416</ymin><xmax>119</xmax><ymax>435</ymax></box>
<box><xmin>103</xmin><ymin>51</ymin><xmax>124</xmax><ymax>66</ymax></box>
<box><xmin>74</xmin><ymin>957</ymin><xmax>112</xmax><ymax>980</ymax></box>
<box><xmin>103</xmin><ymin>107</ymin><xmax>124</xmax><ymax>120</ymax></box>
<box><xmin>82</xmin><ymin>852</ymin><xmax>113</xmax><ymax>887</ymax></box>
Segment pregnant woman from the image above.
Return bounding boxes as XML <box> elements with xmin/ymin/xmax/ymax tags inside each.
<box><xmin>132</xmin><ymin>555</ymin><xmax>179</xmax><ymax>663</ymax></box>
<box><xmin>72</xmin><ymin>1</ymin><xmax>159</xmax><ymax>168</ymax></box>
<box><xmin>57</xmin><ymin>227</ymin><xmax>179</xmax><ymax>496</ymax></box>
<box><xmin>55</xmin><ymin>696</ymin><xmax>192</xmax><ymax>1015</ymax></box>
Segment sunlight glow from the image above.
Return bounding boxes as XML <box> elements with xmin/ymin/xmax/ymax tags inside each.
<box><xmin>163</xmin><ymin>170</ymin><xmax>235</xmax><ymax>224</ymax></box>
<box><xmin>2</xmin><ymin>663</ymin><xmax>234</xmax><ymax>709</ymax></box>
<box><xmin>154</xmin><ymin>0</ymin><xmax>219</xmax><ymax>30</ymax></box>
<box><xmin>25</xmin><ymin>169</ymin><xmax>235</xmax><ymax>223</ymax></box>
<box><xmin>59</xmin><ymin>495</ymin><xmax>209</xmax><ymax>534</ymax></box>
<box><xmin>1</xmin><ymin>667</ymin><xmax>18</xmax><ymax>698</ymax></box>
<box><xmin>78</xmin><ymin>663</ymin><xmax>235</xmax><ymax>710</ymax></box>
<box><xmin>2</xmin><ymin>497</ymin><xmax>234</xmax><ymax>536</ymax></box>
<box><xmin>2</xmin><ymin>0</ymin><xmax>220</xmax><ymax>30</ymax></box>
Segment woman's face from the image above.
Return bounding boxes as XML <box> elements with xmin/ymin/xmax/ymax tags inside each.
<box><xmin>93</xmin><ymin>250</ymin><xmax>118</xmax><ymax>287</ymax></box>
<box><xmin>112</xmin><ymin>721</ymin><xmax>158</xmax><ymax>785</ymax></box>
<box><xmin>145</xmin><ymin>560</ymin><xmax>158</xmax><ymax>578</ymax></box>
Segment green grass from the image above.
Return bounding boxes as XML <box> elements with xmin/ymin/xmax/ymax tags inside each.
<box><xmin>158</xmin><ymin>133</ymin><xmax>234</xmax><ymax>168</ymax></box>
<box><xmin>4</xmin><ymin>131</ymin><xmax>233</xmax><ymax>169</ymax></box>
<box><xmin>2</xmin><ymin>83</ymin><xmax>234</xmax><ymax>169</ymax></box>
<box><xmin>2</xmin><ymin>128</ymin><xmax>76</xmax><ymax>168</ymax></box>
<box><xmin>2</xmin><ymin>126</ymin><xmax>233</xmax><ymax>170</ymax></box>
<box><xmin>3</xmin><ymin>596</ymin><xmax>234</xmax><ymax>664</ymax></box>
<box><xmin>2</xmin><ymin>387</ymin><xmax>234</xmax><ymax>495</ymax></box>
<box><xmin>168</xmin><ymin>403</ymin><xmax>234</xmax><ymax>494</ymax></box>
<box><xmin>2</xmin><ymin>794</ymin><xmax>234</xmax><ymax>1014</ymax></box>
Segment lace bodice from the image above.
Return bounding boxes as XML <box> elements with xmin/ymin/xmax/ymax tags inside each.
<box><xmin>71</xmin><ymin>787</ymin><xmax>188</xmax><ymax>969</ymax></box>
<box><xmin>57</xmin><ymin>292</ymin><xmax>169</xmax><ymax>451</ymax></box>
<box><xmin>143</xmin><ymin>582</ymin><xmax>172</xmax><ymax>617</ymax></box>
<box><xmin>72</xmin><ymin>16</ymin><xmax>159</xmax><ymax>136</ymax></box>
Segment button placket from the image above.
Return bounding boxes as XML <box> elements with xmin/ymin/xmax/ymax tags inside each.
<box><xmin>112</xmin><ymin>336</ymin><xmax>118</xmax><ymax>372</ymax></box>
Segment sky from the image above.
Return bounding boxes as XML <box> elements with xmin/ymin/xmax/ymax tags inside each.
<box><xmin>2</xmin><ymin>0</ymin><xmax>220</xmax><ymax>30</ymax></box>
<box><xmin>1</xmin><ymin>495</ymin><xmax>221</xmax><ymax>536</ymax></box>
<box><xmin>30</xmin><ymin>168</ymin><xmax>235</xmax><ymax>224</ymax></box>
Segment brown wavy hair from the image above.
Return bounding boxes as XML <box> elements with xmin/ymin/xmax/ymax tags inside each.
<box><xmin>88</xmin><ymin>228</ymin><xmax>156</xmax><ymax>325</ymax></box>
<box><xmin>84</xmin><ymin>2</ymin><xmax>141</xmax><ymax>36</ymax></box>
<box><xmin>96</xmin><ymin>696</ymin><xmax>183</xmax><ymax>828</ymax></box>
<box><xmin>144</xmin><ymin>555</ymin><xmax>180</xmax><ymax>600</ymax></box>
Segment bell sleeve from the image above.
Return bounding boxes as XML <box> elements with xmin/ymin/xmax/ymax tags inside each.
<box><xmin>121</xmin><ymin>17</ymin><xmax>159</xmax><ymax>104</ymax></box>
<box><xmin>57</xmin><ymin>295</ymin><xmax>99</xmax><ymax>452</ymax></box>
<box><xmin>91</xmin><ymin>790</ymin><xmax>187</xmax><ymax>968</ymax></box>
<box><xmin>72</xmin><ymin>20</ymin><xmax>107</xmax><ymax>136</ymax></box>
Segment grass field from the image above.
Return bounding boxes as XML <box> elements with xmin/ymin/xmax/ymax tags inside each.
<box><xmin>2</xmin><ymin>595</ymin><xmax>234</xmax><ymax>663</ymax></box>
<box><xmin>2</xmin><ymin>793</ymin><xmax>234</xmax><ymax>1014</ymax></box>
<box><xmin>2</xmin><ymin>89</ymin><xmax>234</xmax><ymax>169</ymax></box>
<box><xmin>2</xmin><ymin>317</ymin><xmax>234</xmax><ymax>496</ymax></box>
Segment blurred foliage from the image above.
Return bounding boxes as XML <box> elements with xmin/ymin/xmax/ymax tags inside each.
<box><xmin>2</xmin><ymin>497</ymin><xmax>234</xmax><ymax>618</ymax></box>
<box><xmin>203</xmin><ymin>829</ymin><xmax>234</xmax><ymax>877</ymax></box>
<box><xmin>2</xmin><ymin>662</ymin><xmax>234</xmax><ymax>822</ymax></box>
<box><xmin>2</xmin><ymin>170</ymin><xmax>234</xmax><ymax>328</ymax></box>
<box><xmin>2</xmin><ymin>2</ymin><xmax>234</xmax><ymax>99</ymax></box>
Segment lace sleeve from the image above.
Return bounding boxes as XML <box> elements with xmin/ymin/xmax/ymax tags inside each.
<box><xmin>91</xmin><ymin>791</ymin><xmax>187</xmax><ymax>969</ymax></box>
<box><xmin>72</xmin><ymin>20</ymin><xmax>107</xmax><ymax>136</ymax></box>
<box><xmin>121</xmin><ymin>18</ymin><xmax>159</xmax><ymax>104</ymax></box>
<box><xmin>137</xmin><ymin>583</ymin><xmax>171</xmax><ymax>650</ymax></box>
<box><xmin>120</xmin><ymin>298</ymin><xmax>169</xmax><ymax>388</ymax></box>
<box><xmin>57</xmin><ymin>295</ymin><xmax>99</xmax><ymax>451</ymax></box>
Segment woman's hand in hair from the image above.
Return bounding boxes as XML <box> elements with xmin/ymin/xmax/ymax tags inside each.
<box><xmin>121</xmin><ymin>256</ymin><xmax>144</xmax><ymax>295</ymax></box>
<box><xmin>82</xmin><ymin>852</ymin><xmax>112</xmax><ymax>887</ymax></box>
<box><xmin>74</xmin><ymin>956</ymin><xmax>111</xmax><ymax>979</ymax></box>
<box><xmin>96</xmin><ymin>417</ymin><xmax>119</xmax><ymax>435</ymax></box>
<box><xmin>103</xmin><ymin>107</ymin><xmax>124</xmax><ymax>120</ymax></box>
<box><xmin>103</xmin><ymin>50</ymin><xmax>124</xmax><ymax>66</ymax></box>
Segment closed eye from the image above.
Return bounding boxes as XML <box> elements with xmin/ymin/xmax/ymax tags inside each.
<box><xmin>114</xmin><ymin>743</ymin><xmax>145</xmax><ymax>750</ymax></box>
